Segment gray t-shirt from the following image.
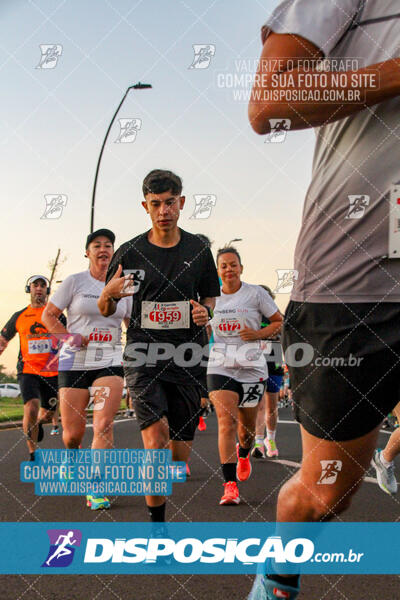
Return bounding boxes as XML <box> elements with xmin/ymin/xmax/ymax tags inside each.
<box><xmin>264</xmin><ymin>0</ymin><xmax>400</xmax><ymax>302</ymax></box>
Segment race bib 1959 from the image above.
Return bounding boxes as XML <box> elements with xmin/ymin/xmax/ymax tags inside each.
<box><xmin>28</xmin><ymin>339</ymin><xmax>51</xmax><ymax>354</ymax></box>
<box><xmin>141</xmin><ymin>301</ymin><xmax>190</xmax><ymax>330</ymax></box>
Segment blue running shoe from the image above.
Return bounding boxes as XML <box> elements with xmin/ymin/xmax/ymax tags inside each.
<box><xmin>248</xmin><ymin>575</ymin><xmax>300</xmax><ymax>599</ymax></box>
<box><xmin>86</xmin><ymin>495</ymin><xmax>110</xmax><ymax>510</ymax></box>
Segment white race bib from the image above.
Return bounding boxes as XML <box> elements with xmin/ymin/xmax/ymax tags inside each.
<box><xmin>141</xmin><ymin>301</ymin><xmax>190</xmax><ymax>330</ymax></box>
<box><xmin>84</xmin><ymin>327</ymin><xmax>119</xmax><ymax>347</ymax></box>
<box><xmin>28</xmin><ymin>339</ymin><xmax>51</xmax><ymax>354</ymax></box>
<box><xmin>213</xmin><ymin>315</ymin><xmax>246</xmax><ymax>337</ymax></box>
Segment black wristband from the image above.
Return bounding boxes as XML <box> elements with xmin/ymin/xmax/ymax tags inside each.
<box><xmin>205</xmin><ymin>305</ymin><xmax>213</xmax><ymax>320</ymax></box>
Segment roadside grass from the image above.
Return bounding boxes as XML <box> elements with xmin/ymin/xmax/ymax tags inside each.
<box><xmin>0</xmin><ymin>398</ymin><xmax>128</xmax><ymax>423</ymax></box>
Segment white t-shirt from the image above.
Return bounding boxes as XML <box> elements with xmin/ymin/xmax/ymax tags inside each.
<box><xmin>50</xmin><ymin>270</ymin><xmax>132</xmax><ymax>371</ymax></box>
<box><xmin>207</xmin><ymin>281</ymin><xmax>278</xmax><ymax>382</ymax></box>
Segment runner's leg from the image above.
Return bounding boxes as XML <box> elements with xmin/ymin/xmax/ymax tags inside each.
<box><xmin>91</xmin><ymin>375</ymin><xmax>123</xmax><ymax>449</ymax></box>
<box><xmin>23</xmin><ymin>398</ymin><xmax>40</xmax><ymax>454</ymax></box>
<box><xmin>59</xmin><ymin>388</ymin><xmax>89</xmax><ymax>448</ymax></box>
<box><xmin>211</xmin><ymin>389</ymin><xmax>239</xmax><ymax>463</ymax></box>
<box><xmin>141</xmin><ymin>417</ymin><xmax>170</xmax><ymax>512</ymax></box>
<box><xmin>277</xmin><ymin>424</ymin><xmax>380</xmax><ymax>522</ymax></box>
<box><xmin>382</xmin><ymin>402</ymin><xmax>400</xmax><ymax>463</ymax></box>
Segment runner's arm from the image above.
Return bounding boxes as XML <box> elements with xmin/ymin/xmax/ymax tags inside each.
<box><xmin>0</xmin><ymin>335</ymin><xmax>9</xmax><ymax>355</ymax></box>
<box><xmin>0</xmin><ymin>311</ymin><xmax>21</xmax><ymax>354</ymax></box>
<box><xmin>248</xmin><ymin>32</ymin><xmax>400</xmax><ymax>133</ymax></box>
<box><xmin>256</xmin><ymin>311</ymin><xmax>283</xmax><ymax>339</ymax></box>
<box><xmin>239</xmin><ymin>311</ymin><xmax>283</xmax><ymax>341</ymax></box>
<box><xmin>42</xmin><ymin>303</ymin><xmax>68</xmax><ymax>335</ymax></box>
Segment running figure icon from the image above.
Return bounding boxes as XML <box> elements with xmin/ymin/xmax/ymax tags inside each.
<box><xmin>45</xmin><ymin>531</ymin><xmax>77</xmax><ymax>566</ymax></box>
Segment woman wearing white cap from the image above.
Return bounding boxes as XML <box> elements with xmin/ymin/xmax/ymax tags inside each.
<box><xmin>42</xmin><ymin>229</ymin><xmax>132</xmax><ymax>510</ymax></box>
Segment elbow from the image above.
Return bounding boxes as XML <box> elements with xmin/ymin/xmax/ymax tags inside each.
<box><xmin>248</xmin><ymin>101</ymin><xmax>272</xmax><ymax>135</ymax></box>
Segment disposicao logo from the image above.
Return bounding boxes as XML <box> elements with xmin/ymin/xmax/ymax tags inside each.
<box><xmin>42</xmin><ymin>529</ymin><xmax>82</xmax><ymax>567</ymax></box>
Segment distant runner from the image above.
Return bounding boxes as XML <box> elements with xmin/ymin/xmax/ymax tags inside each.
<box><xmin>0</xmin><ymin>275</ymin><xmax>65</xmax><ymax>460</ymax></box>
<box><xmin>207</xmin><ymin>247</ymin><xmax>282</xmax><ymax>505</ymax></box>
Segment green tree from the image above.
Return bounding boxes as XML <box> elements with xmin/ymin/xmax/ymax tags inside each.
<box><xmin>0</xmin><ymin>365</ymin><xmax>18</xmax><ymax>383</ymax></box>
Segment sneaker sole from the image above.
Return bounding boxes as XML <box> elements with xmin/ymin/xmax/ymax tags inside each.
<box><xmin>371</xmin><ymin>456</ymin><xmax>397</xmax><ymax>495</ymax></box>
<box><xmin>219</xmin><ymin>497</ymin><xmax>240</xmax><ymax>505</ymax></box>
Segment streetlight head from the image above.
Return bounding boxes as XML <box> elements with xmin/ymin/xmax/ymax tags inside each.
<box><xmin>131</xmin><ymin>82</ymin><xmax>152</xmax><ymax>89</ymax></box>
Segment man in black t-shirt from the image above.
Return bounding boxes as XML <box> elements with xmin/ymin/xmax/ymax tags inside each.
<box><xmin>98</xmin><ymin>169</ymin><xmax>220</xmax><ymax>523</ymax></box>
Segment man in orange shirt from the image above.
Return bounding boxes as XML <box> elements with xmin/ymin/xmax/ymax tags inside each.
<box><xmin>0</xmin><ymin>275</ymin><xmax>66</xmax><ymax>460</ymax></box>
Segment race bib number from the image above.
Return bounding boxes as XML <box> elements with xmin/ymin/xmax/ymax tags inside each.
<box><xmin>28</xmin><ymin>339</ymin><xmax>51</xmax><ymax>354</ymax></box>
<box><xmin>141</xmin><ymin>301</ymin><xmax>190</xmax><ymax>330</ymax></box>
<box><xmin>238</xmin><ymin>382</ymin><xmax>265</xmax><ymax>407</ymax></box>
<box><xmin>213</xmin><ymin>315</ymin><xmax>245</xmax><ymax>337</ymax></box>
<box><xmin>84</xmin><ymin>327</ymin><xmax>118</xmax><ymax>346</ymax></box>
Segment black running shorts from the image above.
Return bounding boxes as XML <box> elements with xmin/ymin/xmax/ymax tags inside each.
<box><xmin>282</xmin><ymin>301</ymin><xmax>400</xmax><ymax>441</ymax></box>
<box><xmin>207</xmin><ymin>374</ymin><xmax>265</xmax><ymax>407</ymax></box>
<box><xmin>18</xmin><ymin>374</ymin><xmax>59</xmax><ymax>410</ymax></box>
<box><xmin>126</xmin><ymin>370</ymin><xmax>202</xmax><ymax>441</ymax></box>
<box><xmin>58</xmin><ymin>366</ymin><xmax>124</xmax><ymax>389</ymax></box>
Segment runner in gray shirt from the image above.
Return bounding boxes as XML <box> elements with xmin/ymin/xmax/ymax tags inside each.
<box><xmin>248</xmin><ymin>1</ymin><xmax>400</xmax><ymax>598</ymax></box>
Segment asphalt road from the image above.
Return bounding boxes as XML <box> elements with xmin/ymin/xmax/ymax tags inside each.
<box><xmin>0</xmin><ymin>408</ymin><xmax>399</xmax><ymax>599</ymax></box>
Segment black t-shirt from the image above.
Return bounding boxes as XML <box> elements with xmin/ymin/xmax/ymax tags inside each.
<box><xmin>106</xmin><ymin>229</ymin><xmax>220</xmax><ymax>384</ymax></box>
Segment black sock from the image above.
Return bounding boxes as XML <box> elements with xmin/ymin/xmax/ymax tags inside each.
<box><xmin>29</xmin><ymin>452</ymin><xmax>35</xmax><ymax>462</ymax></box>
<box><xmin>148</xmin><ymin>502</ymin><xmax>166</xmax><ymax>522</ymax></box>
<box><xmin>238</xmin><ymin>446</ymin><xmax>251</xmax><ymax>458</ymax></box>
<box><xmin>221</xmin><ymin>463</ymin><xmax>237</xmax><ymax>483</ymax></box>
<box><xmin>267</xmin><ymin>574</ymin><xmax>299</xmax><ymax>588</ymax></box>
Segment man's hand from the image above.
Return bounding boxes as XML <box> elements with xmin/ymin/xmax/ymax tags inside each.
<box><xmin>239</xmin><ymin>326</ymin><xmax>260</xmax><ymax>342</ymax></box>
<box><xmin>190</xmin><ymin>299</ymin><xmax>209</xmax><ymax>326</ymax></box>
<box><xmin>103</xmin><ymin>264</ymin><xmax>135</xmax><ymax>299</ymax></box>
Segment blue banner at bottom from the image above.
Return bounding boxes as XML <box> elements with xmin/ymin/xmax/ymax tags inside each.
<box><xmin>0</xmin><ymin>522</ymin><xmax>398</xmax><ymax>574</ymax></box>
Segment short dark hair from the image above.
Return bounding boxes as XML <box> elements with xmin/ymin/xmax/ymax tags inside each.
<box><xmin>216</xmin><ymin>246</ymin><xmax>242</xmax><ymax>265</ymax></box>
<box><xmin>259</xmin><ymin>284</ymin><xmax>275</xmax><ymax>300</ymax></box>
<box><xmin>142</xmin><ymin>169</ymin><xmax>182</xmax><ymax>197</ymax></box>
<box><xmin>196</xmin><ymin>234</ymin><xmax>212</xmax><ymax>248</ymax></box>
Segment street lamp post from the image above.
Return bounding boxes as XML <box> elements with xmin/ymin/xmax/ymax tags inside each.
<box><xmin>227</xmin><ymin>238</ymin><xmax>243</xmax><ymax>246</ymax></box>
<box><xmin>90</xmin><ymin>82</ymin><xmax>152</xmax><ymax>233</ymax></box>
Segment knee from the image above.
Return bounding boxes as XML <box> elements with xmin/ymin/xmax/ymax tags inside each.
<box><xmin>63</xmin><ymin>425</ymin><xmax>85</xmax><ymax>448</ymax></box>
<box><xmin>93</xmin><ymin>417</ymin><xmax>113</xmax><ymax>437</ymax></box>
<box><xmin>218</xmin><ymin>416</ymin><xmax>236</xmax><ymax>437</ymax></box>
<box><xmin>278</xmin><ymin>476</ymin><xmax>354</xmax><ymax>522</ymax></box>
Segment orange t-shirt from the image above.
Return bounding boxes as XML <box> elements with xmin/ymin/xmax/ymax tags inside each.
<box><xmin>1</xmin><ymin>305</ymin><xmax>66</xmax><ymax>376</ymax></box>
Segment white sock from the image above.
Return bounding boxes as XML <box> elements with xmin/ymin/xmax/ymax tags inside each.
<box><xmin>266</xmin><ymin>429</ymin><xmax>276</xmax><ymax>441</ymax></box>
<box><xmin>255</xmin><ymin>435</ymin><xmax>263</xmax><ymax>445</ymax></box>
<box><xmin>380</xmin><ymin>451</ymin><xmax>393</xmax><ymax>468</ymax></box>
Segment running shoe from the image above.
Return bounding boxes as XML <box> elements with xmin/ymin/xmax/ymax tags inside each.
<box><xmin>198</xmin><ymin>416</ymin><xmax>207</xmax><ymax>431</ymax></box>
<box><xmin>251</xmin><ymin>442</ymin><xmax>265</xmax><ymax>459</ymax></box>
<box><xmin>248</xmin><ymin>575</ymin><xmax>300</xmax><ymax>599</ymax></box>
<box><xmin>264</xmin><ymin>438</ymin><xmax>279</xmax><ymax>458</ymax></box>
<box><xmin>50</xmin><ymin>427</ymin><xmax>59</xmax><ymax>436</ymax></box>
<box><xmin>186</xmin><ymin>462</ymin><xmax>191</xmax><ymax>477</ymax></box>
<box><xmin>236</xmin><ymin>443</ymin><xmax>252</xmax><ymax>481</ymax></box>
<box><xmin>371</xmin><ymin>449</ymin><xmax>398</xmax><ymax>495</ymax></box>
<box><xmin>219</xmin><ymin>481</ymin><xmax>240</xmax><ymax>505</ymax></box>
<box><xmin>86</xmin><ymin>495</ymin><xmax>110</xmax><ymax>510</ymax></box>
